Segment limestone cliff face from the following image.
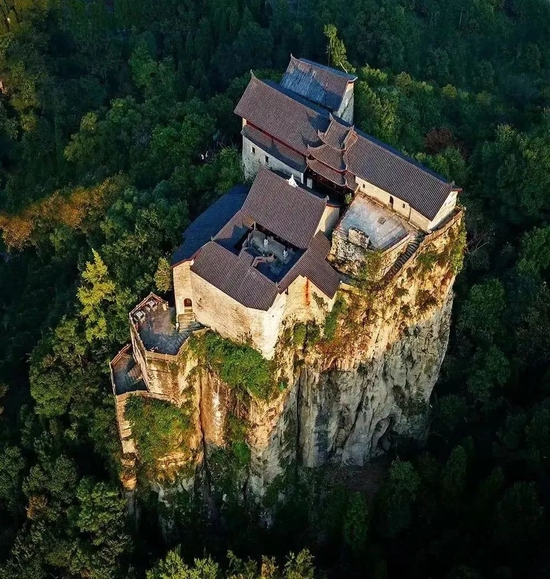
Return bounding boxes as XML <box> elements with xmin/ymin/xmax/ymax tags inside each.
<box><xmin>195</xmin><ymin>212</ymin><xmax>463</xmax><ymax>500</ymax></box>
<box><xmin>121</xmin><ymin>212</ymin><xmax>463</xmax><ymax>504</ymax></box>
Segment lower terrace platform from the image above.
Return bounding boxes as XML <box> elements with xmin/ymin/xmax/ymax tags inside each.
<box><xmin>111</xmin><ymin>346</ymin><xmax>147</xmax><ymax>396</ymax></box>
<box><xmin>131</xmin><ymin>294</ymin><xmax>200</xmax><ymax>357</ymax></box>
<box><xmin>338</xmin><ymin>195</ymin><xmax>411</xmax><ymax>250</ymax></box>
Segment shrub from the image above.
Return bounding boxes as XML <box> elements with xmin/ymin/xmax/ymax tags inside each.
<box><xmin>417</xmin><ymin>249</ymin><xmax>439</xmax><ymax>272</ymax></box>
<box><xmin>190</xmin><ymin>332</ymin><xmax>276</xmax><ymax>400</ymax></box>
<box><xmin>323</xmin><ymin>296</ymin><xmax>348</xmax><ymax>341</ymax></box>
<box><xmin>125</xmin><ymin>396</ymin><xmax>191</xmax><ymax>473</ymax></box>
<box><xmin>293</xmin><ymin>324</ymin><xmax>307</xmax><ymax>347</ymax></box>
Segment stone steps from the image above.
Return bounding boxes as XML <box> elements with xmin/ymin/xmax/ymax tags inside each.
<box><xmin>383</xmin><ymin>232</ymin><xmax>424</xmax><ymax>282</ymax></box>
<box><xmin>127</xmin><ymin>365</ymin><xmax>142</xmax><ymax>382</ymax></box>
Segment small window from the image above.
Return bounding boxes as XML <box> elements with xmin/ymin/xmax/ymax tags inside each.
<box><xmin>403</xmin><ymin>202</ymin><xmax>406</xmax><ymax>208</ymax></box>
<box><xmin>265</xmin><ymin>155</ymin><xmax>269</xmax><ymax>164</ymax></box>
<box><xmin>251</xmin><ymin>146</ymin><xmax>256</xmax><ymax>154</ymax></box>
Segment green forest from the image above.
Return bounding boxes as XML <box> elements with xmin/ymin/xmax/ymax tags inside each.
<box><xmin>1</xmin><ymin>0</ymin><xmax>550</xmax><ymax>577</ymax></box>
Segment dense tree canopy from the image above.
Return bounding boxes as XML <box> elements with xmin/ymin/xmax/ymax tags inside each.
<box><xmin>0</xmin><ymin>0</ymin><xmax>550</xmax><ymax>577</ymax></box>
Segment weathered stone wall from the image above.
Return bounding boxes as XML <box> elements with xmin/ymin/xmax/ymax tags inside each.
<box><xmin>429</xmin><ymin>190</ymin><xmax>458</xmax><ymax>229</ymax></box>
<box><xmin>282</xmin><ymin>274</ymin><xmax>336</xmax><ymax>326</ymax></box>
<box><xmin>336</xmin><ymin>84</ymin><xmax>354</xmax><ymax>124</ymax></box>
<box><xmin>356</xmin><ymin>177</ymin><xmax>412</xmax><ymax>221</ymax></box>
<box><xmin>173</xmin><ymin>261</ymin><xmax>193</xmax><ymax>320</ymax></box>
<box><xmin>242</xmin><ymin>134</ymin><xmax>304</xmax><ymax>182</ymax></box>
<box><xmin>190</xmin><ymin>270</ymin><xmax>287</xmax><ymax>359</ymax></box>
<box><xmin>316</xmin><ymin>205</ymin><xmax>341</xmax><ymax>236</ymax></box>
<box><xmin>330</xmin><ymin>228</ymin><xmax>410</xmax><ymax>279</ymax></box>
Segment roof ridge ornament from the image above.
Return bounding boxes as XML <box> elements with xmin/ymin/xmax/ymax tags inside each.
<box><xmin>287</xmin><ymin>174</ymin><xmax>298</xmax><ymax>187</ymax></box>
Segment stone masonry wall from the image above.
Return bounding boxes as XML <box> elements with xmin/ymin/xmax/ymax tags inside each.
<box><xmin>242</xmin><ymin>134</ymin><xmax>304</xmax><ymax>182</ymax></box>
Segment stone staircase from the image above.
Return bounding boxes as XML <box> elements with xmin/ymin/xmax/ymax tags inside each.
<box><xmin>116</xmin><ymin>359</ymin><xmax>144</xmax><ymax>394</ymax></box>
<box><xmin>178</xmin><ymin>312</ymin><xmax>202</xmax><ymax>337</ymax></box>
<box><xmin>382</xmin><ymin>232</ymin><xmax>424</xmax><ymax>285</ymax></box>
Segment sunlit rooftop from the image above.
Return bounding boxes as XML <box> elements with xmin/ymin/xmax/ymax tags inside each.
<box><xmin>337</xmin><ymin>195</ymin><xmax>411</xmax><ymax>250</ymax></box>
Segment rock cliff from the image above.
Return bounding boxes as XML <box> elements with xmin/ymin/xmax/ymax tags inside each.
<box><xmin>191</xmin><ymin>211</ymin><xmax>462</xmax><ymax>501</ymax></box>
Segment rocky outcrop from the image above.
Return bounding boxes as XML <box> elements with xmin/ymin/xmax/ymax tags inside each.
<box><xmin>118</xmin><ymin>211</ymin><xmax>464</xmax><ymax>506</ymax></box>
<box><xmin>194</xmin><ymin>211</ymin><xmax>463</xmax><ymax>501</ymax></box>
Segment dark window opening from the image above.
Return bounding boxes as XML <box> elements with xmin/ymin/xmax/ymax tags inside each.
<box><xmin>265</xmin><ymin>155</ymin><xmax>269</xmax><ymax>164</ymax></box>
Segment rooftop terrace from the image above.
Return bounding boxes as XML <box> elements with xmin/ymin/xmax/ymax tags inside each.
<box><xmin>337</xmin><ymin>196</ymin><xmax>411</xmax><ymax>250</ymax></box>
<box><xmin>131</xmin><ymin>294</ymin><xmax>198</xmax><ymax>356</ymax></box>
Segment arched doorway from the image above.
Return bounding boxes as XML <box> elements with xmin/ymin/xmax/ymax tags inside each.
<box><xmin>184</xmin><ymin>298</ymin><xmax>193</xmax><ymax>310</ymax></box>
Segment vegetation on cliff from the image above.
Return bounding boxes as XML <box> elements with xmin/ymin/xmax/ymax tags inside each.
<box><xmin>126</xmin><ymin>397</ymin><xmax>192</xmax><ymax>478</ymax></box>
<box><xmin>190</xmin><ymin>332</ymin><xmax>276</xmax><ymax>400</ymax></box>
<box><xmin>0</xmin><ymin>0</ymin><xmax>550</xmax><ymax>577</ymax></box>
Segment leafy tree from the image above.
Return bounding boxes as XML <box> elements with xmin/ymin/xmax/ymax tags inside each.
<box><xmin>343</xmin><ymin>492</ymin><xmax>369</xmax><ymax>557</ymax></box>
<box><xmin>377</xmin><ymin>459</ymin><xmax>421</xmax><ymax>538</ymax></box>
<box><xmin>77</xmin><ymin>249</ymin><xmax>117</xmax><ymax>343</ymax></box>
<box><xmin>155</xmin><ymin>256</ymin><xmax>173</xmax><ymax>293</ymax></box>
<box><xmin>72</xmin><ymin>478</ymin><xmax>130</xmax><ymax>578</ymax></box>
<box><xmin>324</xmin><ymin>24</ymin><xmax>354</xmax><ymax>73</ymax></box>
<box><xmin>441</xmin><ymin>445</ymin><xmax>468</xmax><ymax>503</ymax></box>
<box><xmin>0</xmin><ymin>445</ymin><xmax>25</xmax><ymax>513</ymax></box>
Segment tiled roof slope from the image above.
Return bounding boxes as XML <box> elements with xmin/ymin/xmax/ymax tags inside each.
<box><xmin>236</xmin><ymin>69</ymin><xmax>457</xmax><ymax>221</ymax></box>
<box><xmin>172</xmin><ymin>185</ymin><xmax>248</xmax><ymax>266</ymax></box>
<box><xmin>281</xmin><ymin>56</ymin><xmax>357</xmax><ymax>112</ymax></box>
<box><xmin>234</xmin><ymin>75</ymin><xmax>329</xmax><ymax>156</ymax></box>
<box><xmin>191</xmin><ymin>241</ymin><xmax>279</xmax><ymax>310</ymax></box>
<box><xmin>347</xmin><ymin>129</ymin><xmax>453</xmax><ymax>220</ymax></box>
<box><xmin>310</xmin><ymin>116</ymin><xmax>454</xmax><ymax>221</ymax></box>
<box><xmin>279</xmin><ymin>232</ymin><xmax>340</xmax><ymax>298</ymax></box>
<box><xmin>241</xmin><ymin>168</ymin><xmax>327</xmax><ymax>249</ymax></box>
<box><xmin>189</xmin><ymin>169</ymin><xmax>340</xmax><ymax>310</ymax></box>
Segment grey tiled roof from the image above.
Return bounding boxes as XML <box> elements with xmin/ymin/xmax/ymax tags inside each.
<box><xmin>281</xmin><ymin>56</ymin><xmax>357</xmax><ymax>113</ymax></box>
<box><xmin>234</xmin><ymin>75</ymin><xmax>329</xmax><ymax>156</ymax></box>
<box><xmin>311</xmin><ymin>116</ymin><xmax>454</xmax><ymax>220</ymax></box>
<box><xmin>189</xmin><ymin>169</ymin><xmax>340</xmax><ymax>310</ymax></box>
<box><xmin>191</xmin><ymin>241</ymin><xmax>279</xmax><ymax>311</ymax></box>
<box><xmin>346</xmin><ymin>129</ymin><xmax>453</xmax><ymax>220</ymax></box>
<box><xmin>319</xmin><ymin>116</ymin><xmax>356</xmax><ymax>149</ymax></box>
<box><xmin>241</xmin><ymin>167</ymin><xmax>327</xmax><ymax>249</ymax></box>
<box><xmin>279</xmin><ymin>232</ymin><xmax>340</xmax><ymax>298</ymax></box>
<box><xmin>308</xmin><ymin>143</ymin><xmax>346</xmax><ymax>170</ymax></box>
<box><xmin>236</xmin><ymin>70</ymin><xmax>456</xmax><ymax>221</ymax></box>
<box><xmin>242</xmin><ymin>124</ymin><xmax>307</xmax><ymax>172</ymax></box>
<box><xmin>172</xmin><ymin>186</ymin><xmax>248</xmax><ymax>266</ymax></box>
